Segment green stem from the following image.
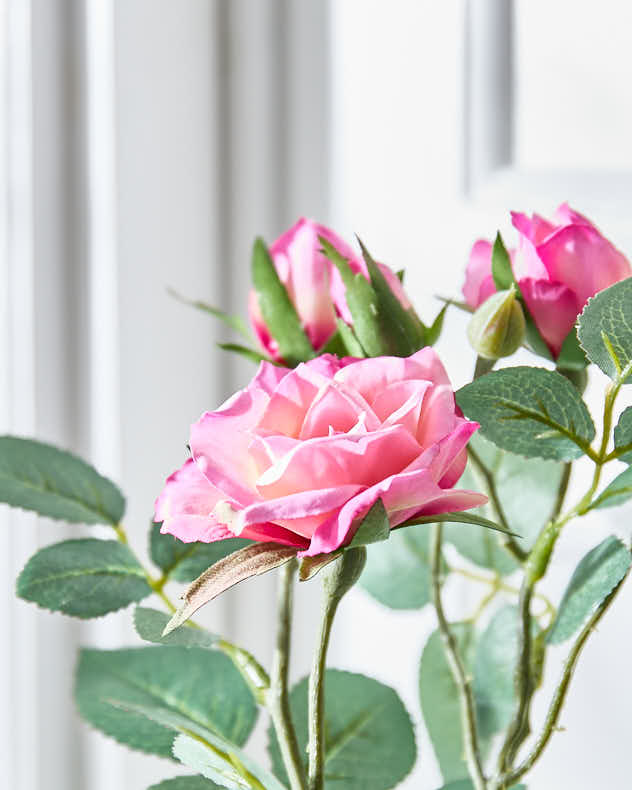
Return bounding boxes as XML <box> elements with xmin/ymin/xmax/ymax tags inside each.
<box><xmin>467</xmin><ymin>445</ymin><xmax>527</xmax><ymax>563</ymax></box>
<box><xmin>498</xmin><ymin>572</ymin><xmax>628</xmax><ymax>787</ymax></box>
<box><xmin>430</xmin><ymin>524</ymin><xmax>487</xmax><ymax>790</ymax></box>
<box><xmin>307</xmin><ymin>548</ymin><xmax>366</xmax><ymax>790</ymax></box>
<box><xmin>267</xmin><ymin>560</ymin><xmax>307</xmax><ymax>790</ymax></box>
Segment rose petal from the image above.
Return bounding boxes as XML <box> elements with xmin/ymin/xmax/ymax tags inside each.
<box><xmin>299</xmin><ymin>379</ymin><xmax>380</xmax><ymax>439</ymax></box>
<box><xmin>519</xmin><ymin>277</ymin><xmax>581</xmax><ymax>358</ymax></box>
<box><xmin>536</xmin><ymin>224</ymin><xmax>631</xmax><ymax>308</ymax></box>
<box><xmin>190</xmin><ymin>374</ymin><xmax>273</xmax><ymax>504</ymax></box>
<box><xmin>302</xmin><ymin>467</ymin><xmax>487</xmax><ymax>556</ymax></box>
<box><xmin>256</xmin><ymin>425</ymin><xmax>421</xmax><ymax>499</ymax></box>
<box><xmin>463</xmin><ymin>240</ymin><xmax>495</xmax><ymax>308</ymax></box>
<box><xmin>236</xmin><ymin>484</ymin><xmax>365</xmax><ymax>539</ymax></box>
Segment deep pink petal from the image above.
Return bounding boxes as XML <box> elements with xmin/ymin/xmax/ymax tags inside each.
<box><xmin>236</xmin><ymin>485</ymin><xmax>365</xmax><ymax>539</ymax></box>
<box><xmin>518</xmin><ymin>277</ymin><xmax>580</xmax><ymax>358</ymax></box>
<box><xmin>511</xmin><ymin>211</ymin><xmax>556</xmax><ymax>245</ymax></box>
<box><xmin>536</xmin><ymin>224</ymin><xmax>631</xmax><ymax>307</ymax></box>
<box><xmin>302</xmin><ymin>467</ymin><xmax>487</xmax><ymax>556</ymax></box>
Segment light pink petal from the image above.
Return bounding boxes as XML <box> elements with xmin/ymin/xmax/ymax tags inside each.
<box><xmin>519</xmin><ymin>277</ymin><xmax>580</xmax><ymax>358</ymax></box>
<box><xmin>237</xmin><ymin>484</ymin><xmax>365</xmax><ymax>539</ymax></box>
<box><xmin>462</xmin><ymin>240</ymin><xmax>495</xmax><ymax>308</ymax></box>
<box><xmin>512</xmin><ymin>234</ymin><xmax>550</xmax><ymax>281</ymax></box>
<box><xmin>416</xmin><ymin>384</ymin><xmax>457</xmax><ymax>450</ymax></box>
<box><xmin>258</xmin><ymin>363</ymin><xmax>331</xmax><ymax>438</ymax></box>
<box><xmin>256</xmin><ymin>425</ymin><xmax>421</xmax><ymax>499</ymax></box>
<box><xmin>302</xmin><ymin>467</ymin><xmax>487</xmax><ymax>556</ymax></box>
<box><xmin>299</xmin><ymin>380</ymin><xmax>380</xmax><ymax>439</ymax></box>
<box><xmin>536</xmin><ymin>224</ymin><xmax>631</xmax><ymax>308</ymax></box>
<box><xmin>271</xmin><ymin>219</ymin><xmax>338</xmax><ymax>349</ymax></box>
<box><xmin>190</xmin><ymin>378</ymin><xmax>271</xmax><ymax>505</ymax></box>
<box><xmin>155</xmin><ymin>458</ymin><xmax>229</xmax><ymax>543</ymax></box>
<box><xmin>334</xmin><ymin>347</ymin><xmax>450</xmax><ymax>406</ymax></box>
<box><xmin>248</xmin><ymin>434</ymin><xmax>301</xmax><ymax>477</ymax></box>
<box><xmin>377</xmin><ymin>262</ymin><xmax>413</xmax><ymax>309</ymax></box>
<box><xmin>254</xmin><ymin>359</ymin><xmax>289</xmax><ymax>395</ymax></box>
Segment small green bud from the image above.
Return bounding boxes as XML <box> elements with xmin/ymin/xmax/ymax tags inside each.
<box><xmin>467</xmin><ymin>286</ymin><xmax>526</xmax><ymax>360</ymax></box>
<box><xmin>321</xmin><ymin>546</ymin><xmax>367</xmax><ymax>604</ymax></box>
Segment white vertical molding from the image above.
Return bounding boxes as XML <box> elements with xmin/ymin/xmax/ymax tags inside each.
<box><xmin>1</xmin><ymin>1</ymin><xmax>39</xmax><ymax>789</ymax></box>
<box><xmin>83</xmin><ymin>0</ymin><xmax>126</xmax><ymax>788</ymax></box>
<box><xmin>465</xmin><ymin>0</ymin><xmax>513</xmax><ymax>193</ymax></box>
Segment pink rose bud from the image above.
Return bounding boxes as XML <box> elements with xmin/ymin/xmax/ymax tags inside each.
<box><xmin>155</xmin><ymin>350</ymin><xmax>487</xmax><ymax>557</ymax></box>
<box><xmin>249</xmin><ymin>217</ymin><xmax>410</xmax><ymax>362</ymax></box>
<box><xmin>462</xmin><ymin>204</ymin><xmax>631</xmax><ymax>359</ymax></box>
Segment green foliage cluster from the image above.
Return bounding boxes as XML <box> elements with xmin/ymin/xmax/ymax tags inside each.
<box><xmin>2</xmin><ymin>252</ymin><xmax>632</xmax><ymax>789</ymax></box>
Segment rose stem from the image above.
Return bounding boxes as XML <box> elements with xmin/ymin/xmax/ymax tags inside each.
<box><xmin>307</xmin><ymin>548</ymin><xmax>366</xmax><ymax>790</ymax></box>
<box><xmin>430</xmin><ymin>522</ymin><xmax>488</xmax><ymax>790</ymax></box>
<box><xmin>268</xmin><ymin>559</ymin><xmax>307</xmax><ymax>790</ymax></box>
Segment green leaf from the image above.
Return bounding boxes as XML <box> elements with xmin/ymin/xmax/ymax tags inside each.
<box><xmin>522</xmin><ymin>316</ymin><xmax>553</xmax><ymax>361</ymax></box>
<box><xmin>163</xmin><ymin>543</ymin><xmax>298</xmax><ymax>635</ymax></box>
<box><xmin>319</xmin><ymin>328</ymin><xmax>349</xmax><ymax>357</ymax></box>
<box><xmin>149</xmin><ymin>778</ymin><xmax>222</xmax><ymax>790</ymax></box>
<box><xmin>251</xmin><ymin>237</ymin><xmax>315</xmax><ymax>365</ymax></box>
<box><xmin>426</xmin><ymin>303</ymin><xmax>448</xmax><ymax>346</ymax></box>
<box><xmin>348</xmin><ymin>498</ymin><xmax>390</xmax><ymax>548</ymax></box>
<box><xmin>268</xmin><ymin>670</ymin><xmax>416</xmax><ymax>790</ymax></box>
<box><xmin>359</xmin><ymin>238</ymin><xmax>424</xmax><ymax>355</ymax></box>
<box><xmin>420</xmin><ymin>625</ymin><xmax>489</xmax><ymax>783</ymax></box>
<box><xmin>360</xmin><ymin>524</ymin><xmax>437</xmax><ymax>609</ymax></box>
<box><xmin>590</xmin><ymin>466</ymin><xmax>632</xmax><ymax>510</ymax></box>
<box><xmin>556</xmin><ymin>327</ymin><xmax>588</xmax><ymax>372</ymax></box>
<box><xmin>172</xmin><ymin>735</ymin><xmax>252</xmax><ymax>789</ymax></box>
<box><xmin>150</xmin><ymin>523</ymin><xmax>252</xmax><ymax>582</ymax></box>
<box><xmin>456</xmin><ymin>367</ymin><xmax>595</xmax><ymax>461</ymax></box>
<box><xmin>75</xmin><ymin>646</ymin><xmax>257</xmax><ymax>758</ymax></box>
<box><xmin>116</xmin><ymin>700</ymin><xmax>284</xmax><ymax>790</ymax></box>
<box><xmin>16</xmin><ymin>539</ymin><xmax>150</xmax><ymax>618</ymax></box>
<box><xmin>491</xmin><ymin>232</ymin><xmax>515</xmax><ymax>292</ymax></box>
<box><xmin>321</xmin><ymin>237</ymin><xmax>391</xmax><ymax>357</ymax></box>
<box><xmin>613</xmin><ymin>406</ymin><xmax>632</xmax><ymax>463</ymax></box>
<box><xmin>401</xmin><ymin>511</ymin><xmax>517</xmax><ymax>537</ymax></box>
<box><xmin>134</xmin><ymin>607</ymin><xmax>218</xmax><ymax>648</ymax></box>
<box><xmin>167</xmin><ymin>288</ymin><xmax>250</xmax><ymax>339</ymax></box>
<box><xmin>216</xmin><ymin>344</ymin><xmax>269</xmax><ymax>365</ymax></box>
<box><xmin>0</xmin><ymin>436</ymin><xmax>125</xmax><ymax>525</ymax></box>
<box><xmin>548</xmin><ymin>536</ymin><xmax>631</xmax><ymax>644</ymax></box>
<box><xmin>474</xmin><ymin>606</ymin><xmax>539</xmax><ymax>739</ymax></box>
<box><xmin>335</xmin><ymin>318</ymin><xmax>366</xmax><ymax>357</ymax></box>
<box><xmin>577</xmin><ymin>278</ymin><xmax>632</xmax><ymax>383</ymax></box>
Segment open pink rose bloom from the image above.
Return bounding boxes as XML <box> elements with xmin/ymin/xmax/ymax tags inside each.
<box><xmin>463</xmin><ymin>203</ymin><xmax>631</xmax><ymax>358</ymax></box>
<box><xmin>155</xmin><ymin>349</ymin><xmax>486</xmax><ymax>557</ymax></box>
<box><xmin>249</xmin><ymin>217</ymin><xmax>410</xmax><ymax>361</ymax></box>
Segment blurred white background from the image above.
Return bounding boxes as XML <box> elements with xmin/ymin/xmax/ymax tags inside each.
<box><xmin>2</xmin><ymin>1</ymin><xmax>632</xmax><ymax>788</ymax></box>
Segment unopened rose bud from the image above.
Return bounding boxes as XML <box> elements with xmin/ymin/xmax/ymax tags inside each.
<box><xmin>467</xmin><ymin>286</ymin><xmax>526</xmax><ymax>360</ymax></box>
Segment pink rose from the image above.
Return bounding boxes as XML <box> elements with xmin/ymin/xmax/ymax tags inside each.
<box><xmin>463</xmin><ymin>203</ymin><xmax>631</xmax><ymax>358</ymax></box>
<box><xmin>250</xmin><ymin>217</ymin><xmax>410</xmax><ymax>361</ymax></box>
<box><xmin>155</xmin><ymin>350</ymin><xmax>486</xmax><ymax>557</ymax></box>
